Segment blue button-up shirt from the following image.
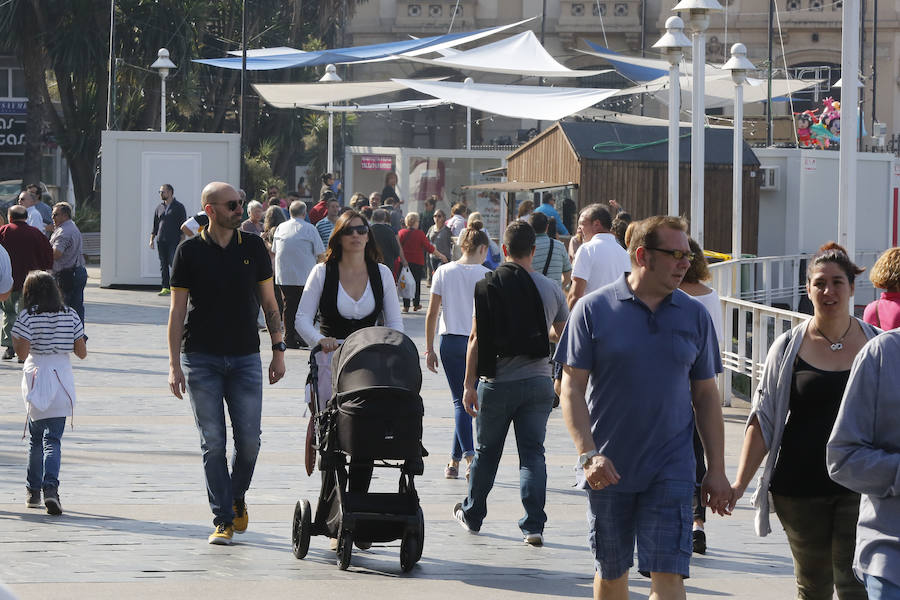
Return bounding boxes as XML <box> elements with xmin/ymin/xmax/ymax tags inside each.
<box><xmin>554</xmin><ymin>274</ymin><xmax>721</xmax><ymax>492</ymax></box>
<box><xmin>533</xmin><ymin>203</ymin><xmax>570</xmax><ymax>236</ymax></box>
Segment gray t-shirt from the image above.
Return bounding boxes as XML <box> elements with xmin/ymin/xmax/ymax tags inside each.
<box><xmin>490</xmin><ymin>271</ymin><xmax>568</xmax><ymax>382</ymax></box>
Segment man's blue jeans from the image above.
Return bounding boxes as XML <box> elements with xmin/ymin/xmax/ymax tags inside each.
<box><xmin>866</xmin><ymin>574</ymin><xmax>900</xmax><ymax>600</ymax></box>
<box><xmin>461</xmin><ymin>375</ymin><xmax>554</xmax><ymax>535</ymax></box>
<box><xmin>157</xmin><ymin>239</ymin><xmax>178</xmax><ymax>289</ymax></box>
<box><xmin>61</xmin><ymin>266</ymin><xmax>88</xmax><ymax>326</ymax></box>
<box><xmin>183</xmin><ymin>352</ymin><xmax>262</xmax><ymax>526</ymax></box>
<box><xmin>27</xmin><ymin>417</ymin><xmax>67</xmax><ymax>491</ymax></box>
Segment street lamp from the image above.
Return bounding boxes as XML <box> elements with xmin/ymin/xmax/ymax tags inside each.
<box><xmin>464</xmin><ymin>77</ymin><xmax>474</xmax><ymax>150</ymax></box>
<box><xmin>723</xmin><ymin>42</ymin><xmax>755</xmax><ymax>259</ymax></box>
<box><xmin>319</xmin><ymin>64</ymin><xmax>342</xmax><ymax>173</ymax></box>
<box><xmin>150</xmin><ymin>48</ymin><xmax>176</xmax><ymax>133</ymax></box>
<box><xmin>653</xmin><ymin>16</ymin><xmax>692</xmax><ymax>217</ymax></box>
<box><xmin>672</xmin><ymin>0</ymin><xmax>722</xmax><ymax>246</ymax></box>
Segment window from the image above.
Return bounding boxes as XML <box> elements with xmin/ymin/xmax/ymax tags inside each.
<box><xmin>592</xmin><ymin>3</ymin><xmax>607</xmax><ymax>15</ymax></box>
<box><xmin>451</xmin><ymin>4</ymin><xmax>462</xmax><ymax>15</ymax></box>
<box><xmin>429</xmin><ymin>4</ymin><xmax>442</xmax><ymax>16</ymax></box>
<box><xmin>786</xmin><ymin>0</ymin><xmax>800</xmax><ymax>10</ymax></box>
<box><xmin>11</xmin><ymin>69</ymin><xmax>24</xmax><ymax>98</ymax></box>
<box><xmin>614</xmin><ymin>3</ymin><xmax>628</xmax><ymax>16</ymax></box>
<box><xmin>571</xmin><ymin>3</ymin><xmax>586</xmax><ymax>16</ymax></box>
<box><xmin>408</xmin><ymin>4</ymin><xmax>422</xmax><ymax>16</ymax></box>
<box><xmin>810</xmin><ymin>0</ymin><xmax>824</xmax><ymax>11</ymax></box>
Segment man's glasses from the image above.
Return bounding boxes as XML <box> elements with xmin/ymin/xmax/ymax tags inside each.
<box><xmin>212</xmin><ymin>199</ymin><xmax>244</xmax><ymax>211</ymax></box>
<box><xmin>341</xmin><ymin>224</ymin><xmax>369</xmax><ymax>236</ymax></box>
<box><xmin>645</xmin><ymin>247</ymin><xmax>695</xmax><ymax>261</ymax></box>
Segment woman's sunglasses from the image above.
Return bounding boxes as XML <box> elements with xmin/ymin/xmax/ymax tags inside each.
<box><xmin>341</xmin><ymin>224</ymin><xmax>369</xmax><ymax>236</ymax></box>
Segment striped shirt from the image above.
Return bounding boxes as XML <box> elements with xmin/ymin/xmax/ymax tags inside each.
<box><xmin>11</xmin><ymin>307</ymin><xmax>84</xmax><ymax>355</ymax></box>
<box><xmin>316</xmin><ymin>217</ymin><xmax>335</xmax><ymax>247</ymax></box>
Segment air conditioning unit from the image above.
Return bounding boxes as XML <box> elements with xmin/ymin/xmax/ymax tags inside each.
<box><xmin>759</xmin><ymin>165</ymin><xmax>779</xmax><ymax>190</ymax></box>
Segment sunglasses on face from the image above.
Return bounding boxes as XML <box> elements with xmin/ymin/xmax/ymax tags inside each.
<box><xmin>645</xmin><ymin>247</ymin><xmax>695</xmax><ymax>262</ymax></box>
<box><xmin>212</xmin><ymin>199</ymin><xmax>244</xmax><ymax>211</ymax></box>
<box><xmin>341</xmin><ymin>224</ymin><xmax>369</xmax><ymax>236</ymax></box>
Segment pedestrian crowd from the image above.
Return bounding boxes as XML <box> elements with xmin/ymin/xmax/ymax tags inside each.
<box><xmin>8</xmin><ymin>176</ymin><xmax>900</xmax><ymax>600</ymax></box>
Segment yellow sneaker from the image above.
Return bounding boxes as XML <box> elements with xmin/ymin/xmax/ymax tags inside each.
<box><xmin>158</xmin><ymin>288</ymin><xmax>171</xmax><ymax>296</ymax></box>
<box><xmin>208</xmin><ymin>524</ymin><xmax>234</xmax><ymax>545</ymax></box>
<box><xmin>233</xmin><ymin>499</ymin><xmax>248</xmax><ymax>534</ymax></box>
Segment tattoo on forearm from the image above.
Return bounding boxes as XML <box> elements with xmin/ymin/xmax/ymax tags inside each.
<box><xmin>264</xmin><ymin>308</ymin><xmax>283</xmax><ymax>335</ymax></box>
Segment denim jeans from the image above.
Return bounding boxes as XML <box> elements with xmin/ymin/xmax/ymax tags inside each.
<box><xmin>440</xmin><ymin>334</ymin><xmax>473</xmax><ymax>462</ymax></box>
<box><xmin>157</xmin><ymin>239</ymin><xmax>178</xmax><ymax>289</ymax></box>
<box><xmin>773</xmin><ymin>492</ymin><xmax>868</xmax><ymax>600</ymax></box>
<box><xmin>866</xmin><ymin>575</ymin><xmax>900</xmax><ymax>600</ymax></box>
<box><xmin>60</xmin><ymin>266</ymin><xmax>88</xmax><ymax>326</ymax></box>
<box><xmin>26</xmin><ymin>417</ymin><xmax>67</xmax><ymax>491</ymax></box>
<box><xmin>183</xmin><ymin>352</ymin><xmax>263</xmax><ymax>526</ymax></box>
<box><xmin>461</xmin><ymin>375</ymin><xmax>554</xmax><ymax>535</ymax></box>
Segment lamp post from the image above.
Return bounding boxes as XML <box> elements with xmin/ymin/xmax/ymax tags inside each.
<box><xmin>723</xmin><ymin>42</ymin><xmax>754</xmax><ymax>259</ymax></box>
<box><xmin>150</xmin><ymin>48</ymin><xmax>176</xmax><ymax>133</ymax></box>
<box><xmin>464</xmin><ymin>77</ymin><xmax>474</xmax><ymax>150</ymax></box>
<box><xmin>653</xmin><ymin>16</ymin><xmax>692</xmax><ymax>217</ymax></box>
<box><xmin>672</xmin><ymin>0</ymin><xmax>722</xmax><ymax>246</ymax></box>
<box><xmin>319</xmin><ymin>64</ymin><xmax>342</xmax><ymax>174</ymax></box>
<box><xmin>838</xmin><ymin>0</ymin><xmax>860</xmax><ymax>268</ymax></box>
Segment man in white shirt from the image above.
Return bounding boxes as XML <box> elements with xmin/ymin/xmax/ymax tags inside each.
<box><xmin>568</xmin><ymin>203</ymin><xmax>631</xmax><ymax>308</ymax></box>
<box><xmin>18</xmin><ymin>191</ymin><xmax>44</xmax><ymax>232</ymax></box>
<box><xmin>272</xmin><ymin>201</ymin><xmax>325</xmax><ymax>348</ymax></box>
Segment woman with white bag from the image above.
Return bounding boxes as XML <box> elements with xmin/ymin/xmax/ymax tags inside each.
<box><xmin>398</xmin><ymin>212</ymin><xmax>447</xmax><ymax>313</ymax></box>
<box><xmin>12</xmin><ymin>271</ymin><xmax>87</xmax><ymax>515</ymax></box>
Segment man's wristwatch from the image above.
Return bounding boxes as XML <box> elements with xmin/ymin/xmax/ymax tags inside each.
<box><xmin>272</xmin><ymin>341</ymin><xmax>287</xmax><ymax>353</ymax></box>
<box><xmin>578</xmin><ymin>449</ymin><xmax>600</xmax><ymax>467</ymax></box>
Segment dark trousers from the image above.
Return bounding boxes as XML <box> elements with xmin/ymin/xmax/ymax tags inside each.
<box><xmin>402</xmin><ymin>263</ymin><xmax>426</xmax><ymax>309</ymax></box>
<box><xmin>157</xmin><ymin>239</ymin><xmax>178</xmax><ymax>289</ymax></box>
<box><xmin>280</xmin><ymin>285</ymin><xmax>304</xmax><ymax>347</ymax></box>
<box><xmin>772</xmin><ymin>492</ymin><xmax>867</xmax><ymax>600</ymax></box>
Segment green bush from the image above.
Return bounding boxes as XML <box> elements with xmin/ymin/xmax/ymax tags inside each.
<box><xmin>73</xmin><ymin>204</ymin><xmax>100</xmax><ymax>232</ymax></box>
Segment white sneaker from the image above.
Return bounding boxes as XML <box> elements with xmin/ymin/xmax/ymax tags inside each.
<box><xmin>524</xmin><ymin>532</ymin><xmax>544</xmax><ymax>546</ymax></box>
<box><xmin>453</xmin><ymin>502</ymin><xmax>479</xmax><ymax>533</ymax></box>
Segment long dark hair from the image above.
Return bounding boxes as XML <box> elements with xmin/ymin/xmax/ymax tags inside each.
<box><xmin>324</xmin><ymin>210</ymin><xmax>382</xmax><ymax>265</ymax></box>
<box><xmin>807</xmin><ymin>241</ymin><xmax>864</xmax><ymax>285</ymax></box>
<box><xmin>23</xmin><ymin>270</ymin><xmax>65</xmax><ymax>314</ymax></box>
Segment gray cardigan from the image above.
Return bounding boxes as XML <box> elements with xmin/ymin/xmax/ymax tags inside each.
<box><xmin>828</xmin><ymin>330</ymin><xmax>900</xmax><ymax>586</ymax></box>
<box><xmin>746</xmin><ymin>317</ymin><xmax>880</xmax><ymax>536</ymax></box>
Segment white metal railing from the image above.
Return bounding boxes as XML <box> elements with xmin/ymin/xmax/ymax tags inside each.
<box><xmin>717</xmin><ymin>296</ymin><xmax>809</xmax><ymax>406</ymax></box>
<box><xmin>709</xmin><ymin>252</ymin><xmax>881</xmax><ymax>312</ymax></box>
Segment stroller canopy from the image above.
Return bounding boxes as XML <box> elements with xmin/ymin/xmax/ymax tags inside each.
<box><xmin>331</xmin><ymin>327</ymin><xmax>422</xmax><ymax>396</ymax></box>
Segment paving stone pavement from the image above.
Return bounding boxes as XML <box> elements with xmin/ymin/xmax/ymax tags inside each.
<box><xmin>0</xmin><ymin>267</ymin><xmax>802</xmax><ymax>599</ymax></box>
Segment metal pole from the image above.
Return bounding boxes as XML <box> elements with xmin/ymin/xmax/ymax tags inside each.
<box><xmin>160</xmin><ymin>75</ymin><xmax>166</xmax><ymax>132</ymax></box>
<box><xmin>106</xmin><ymin>0</ymin><xmax>115</xmax><ymax>130</ymax></box>
<box><xmin>467</xmin><ymin>106</ymin><xmax>471</xmax><ymax>150</ymax></box>
<box><xmin>733</xmin><ymin>81</ymin><xmax>743</xmax><ymax>257</ymax></box>
<box><xmin>327</xmin><ymin>109</ymin><xmax>334</xmax><ymax>174</ymax></box>
<box><xmin>839</xmin><ymin>0</ymin><xmax>860</xmax><ymax>264</ymax></box>
<box><xmin>668</xmin><ymin>61</ymin><xmax>680</xmax><ymax>216</ymax></box>
<box><xmin>691</xmin><ymin>30</ymin><xmax>706</xmax><ymax>245</ymax></box>
<box><xmin>240</xmin><ymin>0</ymin><xmax>247</xmax><ymax>188</ymax></box>
<box><xmin>872</xmin><ymin>0</ymin><xmax>878</xmax><ymax>127</ymax></box>
<box><xmin>766</xmin><ymin>0</ymin><xmax>774</xmax><ymax>146</ymax></box>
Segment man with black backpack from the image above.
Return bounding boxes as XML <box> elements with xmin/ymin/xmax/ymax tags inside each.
<box><xmin>452</xmin><ymin>221</ymin><xmax>568</xmax><ymax>547</ymax></box>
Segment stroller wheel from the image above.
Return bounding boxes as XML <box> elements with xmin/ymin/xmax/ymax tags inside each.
<box><xmin>400</xmin><ymin>531</ymin><xmax>418</xmax><ymax>573</ymax></box>
<box><xmin>337</xmin><ymin>530</ymin><xmax>353</xmax><ymax>570</ymax></box>
<box><xmin>291</xmin><ymin>500</ymin><xmax>312</xmax><ymax>559</ymax></box>
<box><xmin>414</xmin><ymin>507</ymin><xmax>425</xmax><ymax>563</ymax></box>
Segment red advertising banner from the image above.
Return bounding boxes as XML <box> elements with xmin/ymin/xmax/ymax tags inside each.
<box><xmin>360</xmin><ymin>155</ymin><xmax>393</xmax><ymax>170</ymax></box>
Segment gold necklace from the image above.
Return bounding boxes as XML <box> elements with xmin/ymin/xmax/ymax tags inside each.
<box><xmin>816</xmin><ymin>319</ymin><xmax>853</xmax><ymax>352</ymax></box>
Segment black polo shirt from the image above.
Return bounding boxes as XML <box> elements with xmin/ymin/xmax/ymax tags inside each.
<box><xmin>170</xmin><ymin>229</ymin><xmax>273</xmax><ymax>355</ymax></box>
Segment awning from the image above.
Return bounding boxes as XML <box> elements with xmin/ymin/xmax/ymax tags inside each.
<box><xmin>296</xmin><ymin>99</ymin><xmax>448</xmax><ymax>113</ymax></box>
<box><xmin>195</xmin><ymin>19</ymin><xmax>534</xmax><ymax>70</ymax></box>
<box><xmin>251</xmin><ymin>80</ymin><xmax>442</xmax><ymax>108</ymax></box>
<box><xmin>393</xmin><ymin>79</ymin><xmax>618</xmax><ymax>121</ymax></box>
<box><xmin>622</xmin><ymin>74</ymin><xmax>821</xmax><ymax>109</ymax></box>
<box><xmin>462</xmin><ymin>181</ymin><xmax>577</xmax><ymax>193</ymax></box>
<box><xmin>399</xmin><ymin>31</ymin><xmax>610</xmax><ymax>78</ymax></box>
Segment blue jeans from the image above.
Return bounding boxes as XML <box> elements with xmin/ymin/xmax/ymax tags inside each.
<box><xmin>61</xmin><ymin>266</ymin><xmax>87</xmax><ymax>326</ymax></box>
<box><xmin>183</xmin><ymin>352</ymin><xmax>263</xmax><ymax>526</ymax></box>
<box><xmin>27</xmin><ymin>417</ymin><xmax>67</xmax><ymax>491</ymax></box>
<box><xmin>866</xmin><ymin>574</ymin><xmax>900</xmax><ymax>600</ymax></box>
<box><xmin>440</xmin><ymin>334</ymin><xmax>473</xmax><ymax>462</ymax></box>
<box><xmin>461</xmin><ymin>375</ymin><xmax>554</xmax><ymax>535</ymax></box>
<box><xmin>157</xmin><ymin>239</ymin><xmax>178</xmax><ymax>289</ymax></box>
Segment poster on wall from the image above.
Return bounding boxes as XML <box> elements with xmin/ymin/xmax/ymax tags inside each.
<box><xmin>360</xmin><ymin>155</ymin><xmax>394</xmax><ymax>170</ymax></box>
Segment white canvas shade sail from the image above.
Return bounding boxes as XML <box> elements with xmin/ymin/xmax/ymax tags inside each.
<box><xmin>392</xmin><ymin>79</ymin><xmax>618</xmax><ymax>121</ymax></box>
<box><xmin>399</xmin><ymin>31</ymin><xmax>611</xmax><ymax>78</ymax></box>
<box><xmin>297</xmin><ymin>99</ymin><xmax>448</xmax><ymax>113</ymax></box>
<box><xmin>623</xmin><ymin>74</ymin><xmax>821</xmax><ymax>109</ymax></box>
<box><xmin>252</xmin><ymin>80</ymin><xmax>443</xmax><ymax>108</ymax></box>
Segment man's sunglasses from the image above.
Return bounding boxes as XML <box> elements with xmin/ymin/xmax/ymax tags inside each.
<box><xmin>645</xmin><ymin>247</ymin><xmax>695</xmax><ymax>261</ymax></box>
<box><xmin>341</xmin><ymin>224</ymin><xmax>369</xmax><ymax>236</ymax></box>
<box><xmin>212</xmin><ymin>199</ymin><xmax>244</xmax><ymax>211</ymax></box>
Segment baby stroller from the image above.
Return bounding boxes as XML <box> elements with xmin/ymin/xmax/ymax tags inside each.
<box><xmin>291</xmin><ymin>326</ymin><xmax>426</xmax><ymax>572</ymax></box>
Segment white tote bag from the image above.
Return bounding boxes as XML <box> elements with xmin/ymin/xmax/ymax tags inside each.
<box><xmin>398</xmin><ymin>266</ymin><xmax>415</xmax><ymax>300</ymax></box>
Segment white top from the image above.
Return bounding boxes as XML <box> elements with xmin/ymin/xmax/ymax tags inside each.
<box><xmin>446</xmin><ymin>214</ymin><xmax>467</xmax><ymax>236</ymax></box>
<box><xmin>182</xmin><ymin>216</ymin><xmax>201</xmax><ymax>235</ymax></box>
<box><xmin>26</xmin><ymin>205</ymin><xmax>43</xmax><ymax>230</ymax></box>
<box><xmin>430</xmin><ymin>261</ymin><xmax>489</xmax><ymax>336</ymax></box>
<box><xmin>571</xmin><ymin>233</ymin><xmax>631</xmax><ymax>295</ymax></box>
<box><xmin>0</xmin><ymin>244</ymin><xmax>12</xmax><ymax>295</ymax></box>
<box><xmin>12</xmin><ymin>307</ymin><xmax>84</xmax><ymax>354</ymax></box>
<box><xmin>272</xmin><ymin>218</ymin><xmax>325</xmax><ymax>286</ymax></box>
<box><xmin>296</xmin><ymin>262</ymin><xmax>403</xmax><ymax>346</ymax></box>
<box><xmin>691</xmin><ymin>288</ymin><xmax>723</xmax><ymax>345</ymax></box>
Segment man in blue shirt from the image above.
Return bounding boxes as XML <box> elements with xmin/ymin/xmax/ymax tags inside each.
<box><xmin>555</xmin><ymin>215</ymin><xmax>731</xmax><ymax>600</ymax></box>
<box><xmin>533</xmin><ymin>192</ymin><xmax>569</xmax><ymax>236</ymax></box>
